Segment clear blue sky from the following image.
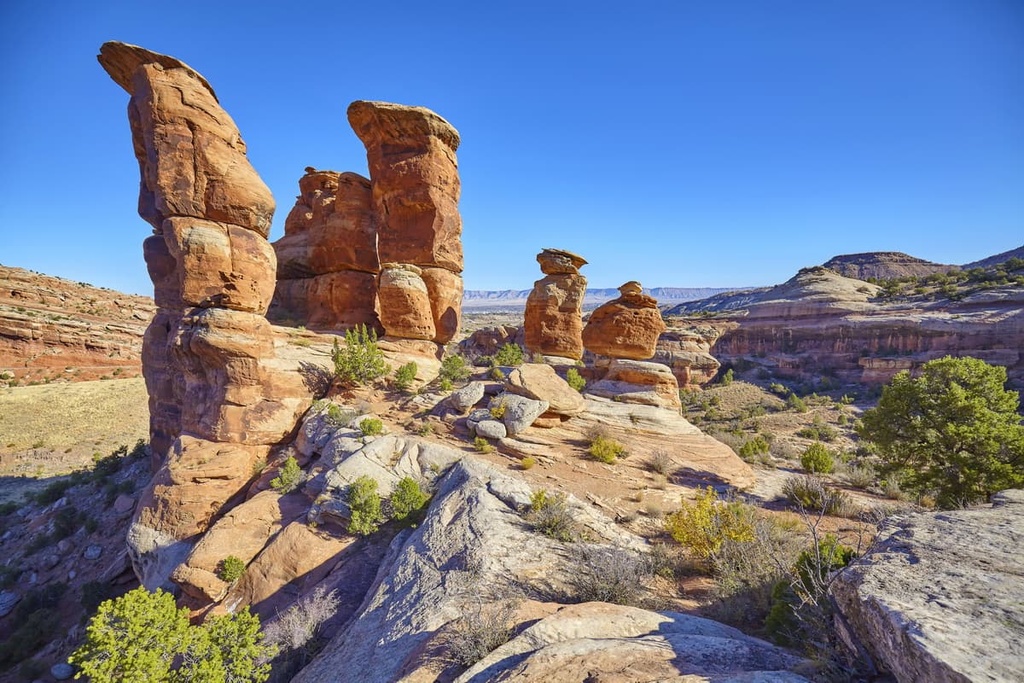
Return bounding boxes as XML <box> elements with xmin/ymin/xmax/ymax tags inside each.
<box><xmin>1</xmin><ymin>1</ymin><xmax>1021</xmax><ymax>295</ymax></box>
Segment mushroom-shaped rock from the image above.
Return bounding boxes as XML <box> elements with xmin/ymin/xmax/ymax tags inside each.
<box><xmin>582</xmin><ymin>281</ymin><xmax>666</xmax><ymax>360</ymax></box>
<box><xmin>525</xmin><ymin>249</ymin><xmax>588</xmax><ymax>360</ymax></box>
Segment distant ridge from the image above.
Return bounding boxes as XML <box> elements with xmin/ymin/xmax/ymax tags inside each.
<box><xmin>463</xmin><ymin>286</ymin><xmax>739</xmax><ymax>309</ymax></box>
<box><xmin>962</xmin><ymin>245</ymin><xmax>1024</xmax><ymax>270</ymax></box>
<box><xmin>821</xmin><ymin>252</ymin><xmax>953</xmax><ymax>281</ymax></box>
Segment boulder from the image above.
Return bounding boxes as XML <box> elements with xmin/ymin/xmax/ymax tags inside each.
<box><xmin>505</xmin><ymin>363</ymin><xmax>585</xmax><ymax>417</ymax></box>
<box><xmin>474</xmin><ymin>420</ymin><xmax>507</xmax><ymax>440</ymax></box>
<box><xmin>582</xmin><ymin>281</ymin><xmax>667</xmax><ymax>360</ymax></box>
<box><xmin>831</xmin><ymin>489</ymin><xmax>1024</xmax><ymax>683</ymax></box>
<box><xmin>377</xmin><ymin>264</ymin><xmax>436</xmax><ymax>341</ymax></box>
<box><xmin>456</xmin><ymin>602</ymin><xmax>810</xmax><ymax>683</ymax></box>
<box><xmin>491</xmin><ymin>392</ymin><xmax>549</xmax><ymax>435</ymax></box>
<box><xmin>537</xmin><ymin>247</ymin><xmax>588</xmax><ymax>275</ymax></box>
<box><xmin>449</xmin><ymin>381</ymin><xmax>486</xmax><ymax>413</ymax></box>
<box><xmin>586</xmin><ymin>358</ymin><xmax>682</xmax><ymax>410</ymax></box>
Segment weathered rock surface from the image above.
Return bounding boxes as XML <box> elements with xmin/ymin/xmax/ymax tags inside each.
<box><xmin>457</xmin><ymin>602</ymin><xmax>810</xmax><ymax>683</ymax></box>
<box><xmin>505</xmin><ymin>363</ymin><xmax>586</xmax><ymax>417</ymax></box>
<box><xmin>831</xmin><ymin>489</ymin><xmax>1024</xmax><ymax>683</ymax></box>
<box><xmin>524</xmin><ymin>249</ymin><xmax>588</xmax><ymax>360</ymax></box>
<box><xmin>671</xmin><ymin>267</ymin><xmax>1024</xmax><ymax>389</ymax></box>
<box><xmin>269</xmin><ymin>168</ymin><xmax>380</xmax><ymax>331</ymax></box>
<box><xmin>490</xmin><ymin>392</ymin><xmax>549</xmax><ymax>435</ymax></box>
<box><xmin>292</xmin><ymin>458</ymin><xmax>649</xmax><ymax>683</ymax></box>
<box><xmin>449</xmin><ymin>381</ymin><xmax>486</xmax><ymax>413</ymax></box>
<box><xmin>0</xmin><ymin>265</ymin><xmax>153</xmax><ymax>386</ymax></box>
<box><xmin>377</xmin><ymin>264</ymin><xmax>436</xmax><ymax>341</ymax></box>
<box><xmin>100</xmin><ymin>42</ymin><xmax>316</xmax><ymax>591</ymax></box>
<box><xmin>582</xmin><ymin>281</ymin><xmax>667</xmax><ymax>360</ymax></box>
<box><xmin>653</xmin><ymin>325</ymin><xmax>722</xmax><ymax>388</ymax></box>
<box><xmin>586</xmin><ymin>358</ymin><xmax>682</xmax><ymax>410</ymax></box>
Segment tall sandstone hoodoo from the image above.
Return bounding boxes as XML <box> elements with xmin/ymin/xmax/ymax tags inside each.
<box><xmin>98</xmin><ymin>42</ymin><xmax>311</xmax><ymax>588</ymax></box>
<box><xmin>347</xmin><ymin>100</ymin><xmax>464</xmax><ymax>345</ymax></box>
<box><xmin>524</xmin><ymin>248</ymin><xmax>588</xmax><ymax>360</ymax></box>
<box><xmin>583</xmin><ymin>281</ymin><xmax>667</xmax><ymax>360</ymax></box>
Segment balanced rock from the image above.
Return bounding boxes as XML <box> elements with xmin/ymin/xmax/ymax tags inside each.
<box><xmin>524</xmin><ymin>248</ymin><xmax>588</xmax><ymax>360</ymax></box>
<box><xmin>582</xmin><ymin>281</ymin><xmax>666</xmax><ymax>360</ymax></box>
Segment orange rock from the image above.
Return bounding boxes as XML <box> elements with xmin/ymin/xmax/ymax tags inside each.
<box><xmin>347</xmin><ymin>100</ymin><xmax>462</xmax><ymax>272</ymax></box>
<box><xmin>525</xmin><ymin>273</ymin><xmax>587</xmax><ymax>360</ymax></box>
<box><xmin>306</xmin><ymin>270</ymin><xmax>380</xmax><ymax>332</ymax></box>
<box><xmin>377</xmin><ymin>264</ymin><xmax>436</xmax><ymax>341</ymax></box>
<box><xmin>537</xmin><ymin>247</ymin><xmax>587</xmax><ymax>275</ymax></box>
<box><xmin>142</xmin><ymin>310</ymin><xmax>183</xmax><ymax>460</ymax></box>
<box><xmin>582</xmin><ymin>281</ymin><xmax>667</xmax><ymax>360</ymax></box>
<box><xmin>421</xmin><ymin>266</ymin><xmax>462</xmax><ymax>344</ymax></box>
<box><xmin>587</xmin><ymin>358</ymin><xmax>682</xmax><ymax>410</ymax></box>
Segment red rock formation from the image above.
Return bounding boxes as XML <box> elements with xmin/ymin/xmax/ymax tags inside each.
<box><xmin>524</xmin><ymin>249</ymin><xmax>588</xmax><ymax>360</ymax></box>
<box><xmin>377</xmin><ymin>264</ymin><xmax>436</xmax><ymax>341</ymax></box>
<box><xmin>99</xmin><ymin>41</ymin><xmax>312</xmax><ymax>589</ymax></box>
<box><xmin>269</xmin><ymin>169</ymin><xmax>381</xmax><ymax>331</ymax></box>
<box><xmin>652</xmin><ymin>327</ymin><xmax>721</xmax><ymax>388</ymax></box>
<box><xmin>347</xmin><ymin>100</ymin><xmax>463</xmax><ymax>344</ymax></box>
<box><xmin>582</xmin><ymin>281</ymin><xmax>667</xmax><ymax>360</ymax></box>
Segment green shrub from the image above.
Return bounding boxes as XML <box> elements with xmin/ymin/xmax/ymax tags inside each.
<box><xmin>390</xmin><ymin>477</ymin><xmax>429</xmax><ymax>522</ymax></box>
<box><xmin>567</xmin><ymin>545</ymin><xmax>652</xmax><ymax>606</ymax></box>
<box><xmin>588</xmin><ymin>435</ymin><xmax>626</xmax><ymax>464</ymax></box>
<box><xmin>474</xmin><ymin>436</ymin><xmax>495</xmax><ymax>453</ymax></box>
<box><xmin>520</xmin><ymin>457</ymin><xmax>536</xmax><ymax>470</ymax></box>
<box><xmin>359</xmin><ymin>417</ymin><xmax>384</xmax><ymax>437</ymax></box>
<box><xmin>438</xmin><ymin>378</ymin><xmax>453</xmax><ymax>392</ymax></box>
<box><xmin>69</xmin><ymin>587</ymin><xmax>272</xmax><ymax>682</ymax></box>
<box><xmin>843</xmin><ymin>463</ymin><xmax>876</xmax><ymax>489</ymax></box>
<box><xmin>218</xmin><ymin>555</ymin><xmax>246</xmax><ymax>583</ymax></box>
<box><xmin>393</xmin><ymin>362</ymin><xmax>418</xmax><ymax>392</ymax></box>
<box><xmin>664</xmin><ymin>487</ymin><xmax>755</xmax><ymax>562</ymax></box>
<box><xmin>565</xmin><ymin>367</ymin><xmax>586</xmax><ymax>392</ymax></box>
<box><xmin>738</xmin><ymin>436</ymin><xmax>770</xmax><ymax>461</ymax></box>
<box><xmin>34</xmin><ymin>479</ymin><xmax>72</xmax><ymax>506</ymax></box>
<box><xmin>720</xmin><ymin>368</ymin><xmax>734</xmax><ymax>385</ymax></box>
<box><xmin>332</xmin><ymin>325</ymin><xmax>388</xmax><ymax>386</ymax></box>
<box><xmin>493</xmin><ymin>343</ymin><xmax>524</xmax><ymax>367</ymax></box>
<box><xmin>439</xmin><ymin>354</ymin><xmax>470</xmax><ymax>383</ymax></box>
<box><xmin>347</xmin><ymin>476</ymin><xmax>383</xmax><ymax>536</ymax></box>
<box><xmin>525</xmin><ymin>489</ymin><xmax>578</xmax><ymax>542</ymax></box>
<box><xmin>270</xmin><ymin>456</ymin><xmax>303</xmax><ymax>494</ymax></box>
<box><xmin>781</xmin><ymin>476</ymin><xmax>853</xmax><ymax>516</ymax></box>
<box><xmin>786</xmin><ymin>394</ymin><xmax>808</xmax><ymax>413</ymax></box>
<box><xmin>800</xmin><ymin>443</ymin><xmax>835</xmax><ymax>474</ymax></box>
<box><xmin>489</xmin><ymin>367</ymin><xmax>506</xmax><ymax>381</ymax></box>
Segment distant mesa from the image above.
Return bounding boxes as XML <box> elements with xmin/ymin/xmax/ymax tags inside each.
<box><xmin>820</xmin><ymin>251</ymin><xmax>954</xmax><ymax>281</ymax></box>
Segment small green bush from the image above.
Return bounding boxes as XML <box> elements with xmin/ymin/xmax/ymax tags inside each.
<box><xmin>438</xmin><ymin>378</ymin><xmax>454</xmax><ymax>392</ymax></box>
<box><xmin>393</xmin><ymin>362</ymin><xmax>418</xmax><ymax>392</ymax></box>
<box><xmin>270</xmin><ymin>456</ymin><xmax>303</xmax><ymax>493</ymax></box>
<box><xmin>786</xmin><ymin>394</ymin><xmax>808</xmax><ymax>413</ymax></box>
<box><xmin>738</xmin><ymin>436</ymin><xmax>770</xmax><ymax>461</ymax></box>
<box><xmin>520</xmin><ymin>457</ymin><xmax>536</xmax><ymax>470</ymax></box>
<box><xmin>474</xmin><ymin>437</ymin><xmax>495</xmax><ymax>453</ymax></box>
<box><xmin>390</xmin><ymin>477</ymin><xmax>429</xmax><ymax>522</ymax></box>
<box><xmin>218</xmin><ymin>555</ymin><xmax>246</xmax><ymax>583</ymax></box>
<box><xmin>359</xmin><ymin>417</ymin><xmax>384</xmax><ymax>437</ymax></box>
<box><xmin>493</xmin><ymin>343</ymin><xmax>524</xmax><ymax>367</ymax></box>
<box><xmin>843</xmin><ymin>463</ymin><xmax>876</xmax><ymax>489</ymax></box>
<box><xmin>800</xmin><ymin>443</ymin><xmax>835</xmax><ymax>474</ymax></box>
<box><xmin>347</xmin><ymin>476</ymin><xmax>383</xmax><ymax>536</ymax></box>
<box><xmin>588</xmin><ymin>435</ymin><xmax>626</xmax><ymax>464</ymax></box>
<box><xmin>565</xmin><ymin>368</ymin><xmax>586</xmax><ymax>392</ymax></box>
<box><xmin>439</xmin><ymin>354</ymin><xmax>470</xmax><ymax>383</ymax></box>
<box><xmin>332</xmin><ymin>325</ymin><xmax>388</xmax><ymax>386</ymax></box>
<box><xmin>664</xmin><ymin>487</ymin><xmax>756</xmax><ymax>562</ymax></box>
<box><xmin>489</xmin><ymin>367</ymin><xmax>506</xmax><ymax>381</ymax></box>
<box><xmin>525</xmin><ymin>489</ymin><xmax>577</xmax><ymax>542</ymax></box>
<box><xmin>782</xmin><ymin>476</ymin><xmax>853</xmax><ymax>516</ymax></box>
<box><xmin>720</xmin><ymin>368</ymin><xmax>734</xmax><ymax>385</ymax></box>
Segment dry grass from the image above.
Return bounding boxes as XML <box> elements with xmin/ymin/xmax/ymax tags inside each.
<box><xmin>0</xmin><ymin>378</ymin><xmax>148</xmax><ymax>502</ymax></box>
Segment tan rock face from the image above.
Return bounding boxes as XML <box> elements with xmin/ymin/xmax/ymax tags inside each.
<box><xmin>505</xmin><ymin>363</ymin><xmax>586</xmax><ymax>417</ymax></box>
<box><xmin>377</xmin><ymin>265</ymin><xmax>436</xmax><ymax>341</ymax></box>
<box><xmin>652</xmin><ymin>327</ymin><xmax>722</xmax><ymax>388</ymax></box>
<box><xmin>420</xmin><ymin>266</ymin><xmax>462</xmax><ymax>344</ymax></box>
<box><xmin>586</xmin><ymin>359</ymin><xmax>682</xmax><ymax>410</ymax></box>
<box><xmin>537</xmin><ymin>247</ymin><xmax>588</xmax><ymax>275</ymax></box>
<box><xmin>582</xmin><ymin>282</ymin><xmax>667</xmax><ymax>360</ymax></box>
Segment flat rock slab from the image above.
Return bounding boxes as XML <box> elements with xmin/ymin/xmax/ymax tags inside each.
<box><xmin>831</xmin><ymin>489</ymin><xmax>1024</xmax><ymax>683</ymax></box>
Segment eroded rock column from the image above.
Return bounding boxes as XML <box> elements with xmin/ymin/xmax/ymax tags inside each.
<box><xmin>347</xmin><ymin>100</ymin><xmax>463</xmax><ymax>347</ymax></box>
<box><xmin>98</xmin><ymin>41</ymin><xmax>310</xmax><ymax>590</ymax></box>
<box><xmin>269</xmin><ymin>168</ymin><xmax>380</xmax><ymax>331</ymax></box>
<box><xmin>524</xmin><ymin>248</ymin><xmax>588</xmax><ymax>360</ymax></box>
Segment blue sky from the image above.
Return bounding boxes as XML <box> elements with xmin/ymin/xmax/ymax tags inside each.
<box><xmin>1</xmin><ymin>1</ymin><xmax>1021</xmax><ymax>295</ymax></box>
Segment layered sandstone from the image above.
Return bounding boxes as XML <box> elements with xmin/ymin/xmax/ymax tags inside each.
<box><xmin>99</xmin><ymin>41</ymin><xmax>312</xmax><ymax>589</ymax></box>
<box><xmin>524</xmin><ymin>248</ymin><xmax>588</xmax><ymax>360</ymax></box>
<box><xmin>582</xmin><ymin>281</ymin><xmax>666</xmax><ymax>360</ymax></box>
<box><xmin>268</xmin><ymin>169</ymin><xmax>380</xmax><ymax>331</ymax></box>
<box><xmin>347</xmin><ymin>100</ymin><xmax>463</xmax><ymax>345</ymax></box>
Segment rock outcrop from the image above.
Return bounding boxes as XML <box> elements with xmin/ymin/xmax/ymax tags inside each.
<box><xmin>652</xmin><ymin>325</ymin><xmax>722</xmax><ymax>388</ymax></box>
<box><xmin>582</xmin><ymin>281</ymin><xmax>667</xmax><ymax>360</ymax></box>
<box><xmin>831</xmin><ymin>489</ymin><xmax>1024</xmax><ymax>683</ymax></box>
<box><xmin>348</xmin><ymin>100</ymin><xmax>463</xmax><ymax>345</ymax></box>
<box><xmin>0</xmin><ymin>265</ymin><xmax>154</xmax><ymax>385</ymax></box>
<box><xmin>268</xmin><ymin>169</ymin><xmax>380</xmax><ymax>331</ymax></box>
<box><xmin>821</xmin><ymin>251</ymin><xmax>954</xmax><ymax>281</ymax></box>
<box><xmin>586</xmin><ymin>358</ymin><xmax>682</xmax><ymax>410</ymax></box>
<box><xmin>99</xmin><ymin>41</ymin><xmax>312</xmax><ymax>589</ymax></box>
<box><xmin>524</xmin><ymin>248</ymin><xmax>588</xmax><ymax>360</ymax></box>
<box><xmin>672</xmin><ymin>267</ymin><xmax>1024</xmax><ymax>389</ymax></box>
